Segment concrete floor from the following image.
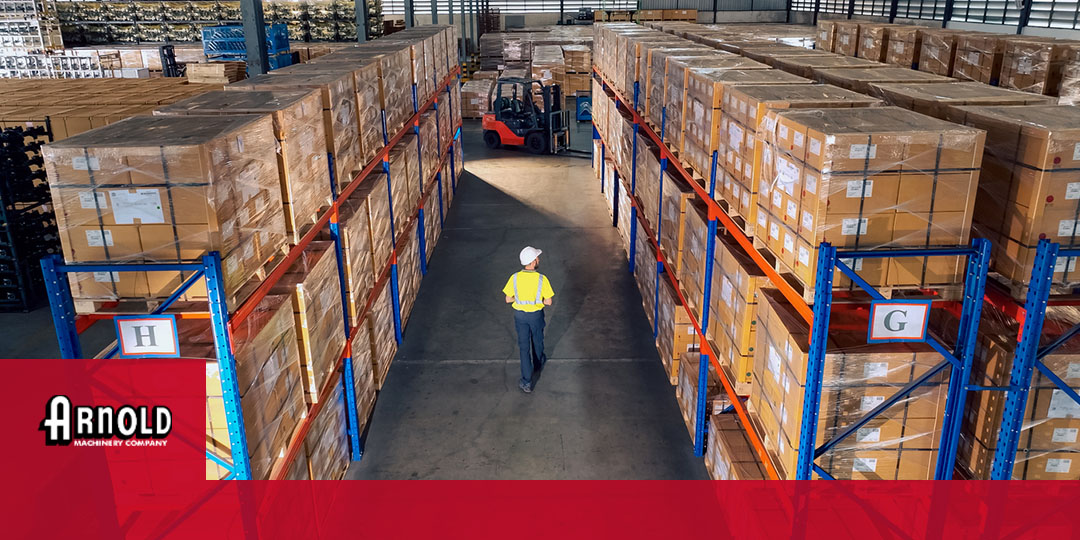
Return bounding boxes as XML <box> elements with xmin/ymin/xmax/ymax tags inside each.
<box><xmin>346</xmin><ymin>120</ymin><xmax>708</xmax><ymax>479</ymax></box>
<box><xmin>1</xmin><ymin>114</ymin><xmax>707</xmax><ymax>480</ymax></box>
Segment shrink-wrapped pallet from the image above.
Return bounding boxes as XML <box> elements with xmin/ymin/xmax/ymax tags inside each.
<box><xmin>870</xmin><ymin>81</ymin><xmax>1056</xmax><ymax>123</ymax></box>
<box><xmin>1000</xmin><ymin>38</ymin><xmax>1080</xmax><ymax>96</ymax></box>
<box><xmin>773</xmin><ymin>54</ymin><xmax>886</xmax><ymax>80</ymax></box>
<box><xmin>153</xmin><ymin>89</ymin><xmax>332</xmax><ymax>245</ymax></box>
<box><xmin>656</xmin><ymin>275</ymin><xmax>698</xmax><ymax>384</ymax></box>
<box><xmin>305</xmin><ymin>383</ymin><xmax>349</xmax><ymax>480</ymax></box>
<box><xmin>388</xmin><ymin>134</ymin><xmax>420</xmax><ymax>236</ymax></box>
<box><xmin>368</xmin><ymin>276</ymin><xmax>398</xmax><ymax>388</ymax></box>
<box><xmin>814</xmin><ymin>66</ymin><xmax>954</xmax><ymax>94</ymax></box>
<box><xmin>706</xmin><ymin>414</ymin><xmax>768</xmax><ymax>480</ymax></box>
<box><xmin>676</xmin><ymin>352</ymin><xmax>730</xmax><ymax>442</ymax></box>
<box><xmin>952</xmin><ymin>33</ymin><xmax>1010</xmax><ymax>85</ymax></box>
<box><xmin>45</xmin><ymin>115</ymin><xmax>287</xmax><ymax>313</ymax></box>
<box><xmin>917</xmin><ymin>28</ymin><xmax>966</xmax><ymax>77</ymax></box>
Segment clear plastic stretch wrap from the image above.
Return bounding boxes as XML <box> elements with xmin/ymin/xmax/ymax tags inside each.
<box><xmin>737</xmin><ymin>46</ymin><xmax>833</xmax><ymax>68</ymax></box>
<box><xmin>267</xmin><ymin>241</ymin><xmax>345</xmax><ymax>405</ymax></box>
<box><xmin>951</xmin><ymin>105</ymin><xmax>1080</xmax><ymax>290</ymax></box>
<box><xmin>1000</xmin><ymin>38</ymin><xmax>1079</xmax><ymax>96</ymax></box>
<box><xmin>617</xmin><ymin>173</ymin><xmax>633</xmax><ymax>253</ymax></box>
<box><xmin>656</xmin><ymin>271</ymin><xmax>698</xmax><ymax>384</ymax></box>
<box><xmin>633</xmin><ymin>218</ymin><xmax>657</xmax><ymax>328</ymax></box>
<box><xmin>304</xmin><ymin>381</ymin><xmax>349</xmax><ymax>480</ymax></box>
<box><xmin>284</xmin><ymin>448</ymin><xmax>310</xmax><ymax>480</ymax></box>
<box><xmin>635</xmin><ymin>132</ymin><xmax>662</xmax><ymax>222</ymax></box>
<box><xmin>388</xmin><ymin>134</ymin><xmax>419</xmax><ymax>236</ymax></box>
<box><xmin>814</xmin><ymin>66</ymin><xmax>954</xmax><ymax>94</ymax></box>
<box><xmin>350</xmin><ymin>317</ymin><xmax>377</xmax><ymax>437</ymax></box>
<box><xmin>419</xmin><ymin>110</ymin><xmax>439</xmax><ymax>186</ymax></box>
<box><xmin>532</xmin><ymin>45</ymin><xmax>566</xmax><ymax>102</ymax></box>
<box><xmin>333</xmin><ymin>45</ymin><xmax>413</xmax><ymax>139</ymax></box>
<box><xmin>854</xmin><ymin>24</ymin><xmax>899</xmax><ymax>62</ymax></box>
<box><xmin>709</xmin><ymin>231</ymin><xmax>767</xmax><ymax>392</ymax></box>
<box><xmin>646</xmin><ymin>47</ymin><xmax>713</xmax><ymax>128</ymax></box>
<box><xmin>771</xmin><ymin>55</ymin><xmax>884</xmax><ymax>80</ymax></box>
<box><xmin>816</xmin><ymin>20</ymin><xmax>837</xmax><ymax>52</ymax></box>
<box><xmin>368</xmin><ymin>275</ymin><xmax>398</xmax><ymax>388</ymax></box>
<box><xmin>44</xmin><ymin>114</ymin><xmax>287</xmax><ymax>313</ymax></box>
<box><xmin>1056</xmin><ymin>46</ymin><xmax>1080</xmax><ymax>105</ymax></box>
<box><xmin>437</xmin><ymin>95</ymin><xmax>452</xmax><ymax>153</ymax></box>
<box><xmin>440</xmin><ymin>161</ymin><xmax>452</xmax><ymax>216</ymax></box>
<box><xmin>682</xmin><ymin>67</ymin><xmax>808</xmax><ymax>181</ymax></box>
<box><xmin>562</xmin><ymin>44</ymin><xmax>592</xmax><ymax>73</ymax></box>
<box><xmin>706</xmin><ymin>413</ymin><xmax>768</xmax><ymax>480</ymax></box>
<box><xmin>623</xmin><ymin>34</ymin><xmax>686</xmax><ymax>103</ymax></box>
<box><xmin>228</xmin><ymin>71</ymin><xmax>361</xmax><ymax>195</ymax></box>
<box><xmin>337</xmin><ymin>175</ymin><xmax>376</xmax><ymax>327</ymax></box>
<box><xmin>869</xmin><ymin>81</ymin><xmax>1056</xmax><ymax>123</ymax></box>
<box><xmin>382</xmin><ymin>38</ymin><xmax>433</xmax><ymax>105</ymax></box>
<box><xmin>602</xmin><ymin>155</ymin><xmax>616</xmax><ymax>219</ymax></box>
<box><xmin>718</xmin><ymin>83</ymin><xmax>880</xmax><ymax>236</ymax></box>
<box><xmin>197</xmin><ymin>293</ymin><xmax>304</xmax><ymax>480</ymax></box>
<box><xmin>952</xmin><ymin>33</ymin><xmax>1008</xmax><ymax>85</ymax></box>
<box><xmin>153</xmin><ymin>89</ymin><xmax>332</xmax><ymax>245</ymax></box>
<box><xmin>948</xmin><ymin>303</ymin><xmax>1080</xmax><ymax>479</ymax></box>
<box><xmin>679</xmin><ymin>198</ymin><xmax>709</xmax><ymax>321</ymax></box>
<box><xmin>659</xmin><ymin>171</ymin><xmax>695</xmax><ymax>276</ymax></box>
<box><xmin>885</xmin><ymin>26</ymin><xmax>923</xmax><ymax>69</ymax></box>
<box><xmin>637</xmin><ymin>40</ymin><xmax>697</xmax><ymax>116</ymax></box>
<box><xmin>756</xmin><ymin>106</ymin><xmax>984</xmax><ymax>300</ymax></box>
<box><xmin>614</xmin><ymin>30</ymin><xmax>657</xmax><ymax>98</ymax></box>
<box><xmin>424</xmin><ymin>189</ymin><xmax>440</xmax><ymax>261</ymax></box>
<box><xmin>752</xmin><ymin>288</ymin><xmax>949</xmax><ymax>480</ymax></box>
<box><xmin>461</xmin><ymin>79</ymin><xmax>495</xmax><ymax>118</ymax></box>
<box><xmin>397</xmin><ymin>217</ymin><xmax>421</xmax><ymax>326</ymax></box>
<box><xmin>833</xmin><ymin>21</ymin><xmax>861</xmax><ymax>58</ymax></box>
<box><xmin>676</xmin><ymin>352</ymin><xmax>731</xmax><ymax>441</ymax></box>
<box><xmin>661</xmin><ymin>53</ymin><xmax>737</xmax><ymax>147</ymax></box>
<box><xmin>917</xmin><ymin>28</ymin><xmax>965</xmax><ymax>77</ymax></box>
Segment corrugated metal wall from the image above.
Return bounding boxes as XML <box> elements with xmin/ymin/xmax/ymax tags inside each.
<box><xmin>639</xmin><ymin>0</ymin><xmax>787</xmax><ymax>10</ymax></box>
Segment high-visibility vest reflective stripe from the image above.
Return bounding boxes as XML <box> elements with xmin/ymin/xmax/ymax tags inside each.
<box><xmin>512</xmin><ymin>272</ymin><xmax>545</xmax><ymax>305</ymax></box>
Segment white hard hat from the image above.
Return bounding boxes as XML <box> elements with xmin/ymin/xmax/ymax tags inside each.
<box><xmin>519</xmin><ymin>246</ymin><xmax>542</xmax><ymax>266</ymax></box>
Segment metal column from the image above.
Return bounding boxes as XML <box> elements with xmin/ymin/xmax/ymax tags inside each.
<box><xmin>458</xmin><ymin>0</ymin><xmax>467</xmax><ymax>59</ymax></box>
<box><xmin>405</xmin><ymin>0</ymin><xmax>415</xmax><ymax>27</ymax></box>
<box><xmin>238</xmin><ymin>0</ymin><xmax>269</xmax><ymax>75</ymax></box>
<box><xmin>356</xmin><ymin>0</ymin><xmax>370</xmax><ymax>41</ymax></box>
<box><xmin>431</xmin><ymin>0</ymin><xmax>439</xmax><ymax>24</ymax></box>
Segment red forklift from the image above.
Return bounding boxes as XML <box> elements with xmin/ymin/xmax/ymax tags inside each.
<box><xmin>481</xmin><ymin>77</ymin><xmax>571</xmax><ymax>154</ymax></box>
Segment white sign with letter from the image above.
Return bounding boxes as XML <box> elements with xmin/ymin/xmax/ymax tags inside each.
<box><xmin>868</xmin><ymin>300</ymin><xmax>932</xmax><ymax>343</ymax></box>
<box><xmin>114</xmin><ymin>315</ymin><xmax>180</xmax><ymax>358</ymax></box>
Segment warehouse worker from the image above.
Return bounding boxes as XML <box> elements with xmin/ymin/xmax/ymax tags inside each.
<box><xmin>503</xmin><ymin>246</ymin><xmax>555</xmax><ymax>394</ymax></box>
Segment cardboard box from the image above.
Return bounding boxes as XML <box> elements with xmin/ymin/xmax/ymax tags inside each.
<box><xmin>885</xmin><ymin>26</ymin><xmax>925</xmax><ymax>68</ymax></box>
<box><xmin>918</xmin><ymin>29</ymin><xmax>967</xmax><ymax>76</ymax></box>
<box><xmin>815</xmin><ymin>66</ymin><xmax>954</xmax><ymax>94</ymax></box>
<box><xmin>1000</xmin><ymin>38</ymin><xmax>1080</xmax><ymax>95</ymax></box>
<box><xmin>869</xmin><ymin>81</ymin><xmax>1056</xmax><ymax>123</ymax></box>
<box><xmin>833</xmin><ymin>21</ymin><xmax>862</xmax><ymax>57</ymax></box>
<box><xmin>706</xmin><ymin>414</ymin><xmax>767</xmax><ymax>480</ymax></box>
<box><xmin>817</xmin><ymin>20</ymin><xmax>838</xmax><ymax>52</ymax></box>
<box><xmin>856</xmin><ymin>24</ymin><xmax>902</xmax><ymax>62</ymax></box>
<box><xmin>953</xmin><ymin>33</ymin><xmax>1012</xmax><ymax>85</ymax></box>
<box><xmin>772</xmin><ymin>54</ymin><xmax>887</xmax><ymax>79</ymax></box>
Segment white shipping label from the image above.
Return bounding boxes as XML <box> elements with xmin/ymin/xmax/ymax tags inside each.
<box><xmin>841</xmin><ymin>35</ymin><xmax>850</xmax><ymax>46</ymax></box>
<box><xmin>772</xmin><ymin>190</ymin><xmax>783</xmax><ymax>209</ymax></box>
<box><xmin>745</xmin><ymin>162</ymin><xmax>752</xmax><ymax>178</ymax></box>
<box><xmin>864</xmin><ymin>362</ymin><xmax>888</xmax><ymax>379</ymax></box>
<box><xmin>93</xmin><ymin>271</ymin><xmax>120</xmax><ymax>283</ymax></box>
<box><xmin>735</xmin><ymin>157</ymin><xmax>743</xmax><ymax>171</ymax></box>
<box><xmin>109</xmin><ymin>189</ymin><xmax>165</xmax><ymax>224</ymax></box>
<box><xmin>1046</xmin><ymin>458</ymin><xmax>1072</xmax><ymax>474</ymax></box>
<box><xmin>1073</xmin><ymin>142</ymin><xmax>1080</xmax><ymax>161</ymax></box>
<box><xmin>1052</xmin><ymin>428</ymin><xmax>1079</xmax><ymax>443</ymax></box>
<box><xmin>798</xmin><ymin>246</ymin><xmax>810</xmax><ymax>267</ymax></box>
<box><xmin>1067</xmin><ymin>363</ymin><xmax>1080</xmax><ymax>379</ymax></box>
<box><xmin>782</xmin><ymin>372</ymin><xmax>791</xmax><ymax>393</ymax></box>
<box><xmin>721</xmin><ymin>277</ymin><xmax>734</xmax><ymax>306</ymax></box>
<box><xmin>732</xmin><ymin>184</ymin><xmax>740</xmax><ymax>198</ymax></box>
<box><xmin>809</xmin><ymin>138</ymin><xmax>822</xmax><ymax>156</ymax></box>
<box><xmin>840</xmin><ymin>257</ymin><xmax>864</xmax><ymax>271</ymax></box>
<box><xmin>778</xmin><ymin>124</ymin><xmax>789</xmax><ymax>140</ymax></box>
<box><xmin>1018</xmin><ymin>57</ymin><xmax>1033</xmax><ymax>75</ymax></box>
<box><xmin>768</xmin><ymin>345</ymin><xmax>781</xmax><ymax>381</ymax></box>
<box><xmin>79</xmin><ymin>192</ymin><xmax>108</xmax><ymax>209</ymax></box>
<box><xmin>1048</xmin><ymin>389</ymin><xmax>1080</xmax><ymax>418</ymax></box>
<box><xmin>728</xmin><ymin>123</ymin><xmax>744</xmax><ymax>151</ymax></box>
<box><xmin>841</xmin><ymin>218</ymin><xmax>869</xmax><ymax>236</ymax></box>
<box><xmin>805</xmin><ymin>173</ymin><xmax>817</xmax><ymax>195</ymax></box>
<box><xmin>777</xmin><ymin>157</ymin><xmax>799</xmax><ymax>187</ymax></box>
<box><xmin>861</xmin><ymin>395</ymin><xmax>885</xmax><ymax>411</ymax></box>
<box><xmin>853</xmin><ymin>457</ymin><xmax>878</xmax><ymax>473</ymax></box>
<box><xmin>967</xmin><ymin>51</ymin><xmax>980</xmax><ymax>64</ymax></box>
<box><xmin>1054</xmin><ymin>257</ymin><xmax>1078</xmax><ymax>273</ymax></box>
<box><xmin>864</xmin><ymin>37</ymin><xmax>874</xmax><ymax>50</ymax></box>
<box><xmin>1058</xmin><ymin>220</ymin><xmax>1080</xmax><ymax>237</ymax></box>
<box><xmin>758</xmin><ymin>211</ymin><xmax>768</xmax><ymax>229</ymax></box>
<box><xmin>849</xmin><ymin>144</ymin><xmax>877</xmax><ymax>160</ymax></box>
<box><xmin>85</xmin><ymin>229</ymin><xmax>114</xmax><ymax>247</ymax></box>
<box><xmin>783</xmin><ymin>233</ymin><xmax>794</xmax><ymax>253</ymax></box>
<box><xmin>742</xmin><ymin>191</ymin><xmax>750</xmax><ymax>208</ymax></box>
<box><xmin>856</xmin><ymin>427</ymin><xmax>881</xmax><ymax>443</ymax></box>
<box><xmin>72</xmin><ymin>156</ymin><xmax>100</xmax><ymax>171</ymax></box>
<box><xmin>846</xmin><ymin>180</ymin><xmax>873</xmax><ymax>198</ymax></box>
<box><xmin>770</xmin><ymin>222</ymin><xmax>780</xmax><ymax>241</ymax></box>
<box><xmin>1067</xmin><ymin>182</ymin><xmax>1080</xmax><ymax>200</ymax></box>
<box><xmin>893</xmin><ymin>43</ymin><xmax>905</xmax><ymax>53</ymax></box>
<box><xmin>793</xmin><ymin>131</ymin><xmax>805</xmax><ymax>148</ymax></box>
<box><xmin>802</xmin><ymin>210</ymin><xmax>814</xmax><ymax>232</ymax></box>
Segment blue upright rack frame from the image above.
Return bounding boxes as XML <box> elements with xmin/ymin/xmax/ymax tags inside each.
<box><xmin>42</xmin><ymin>65</ymin><xmax>462</xmax><ymax>481</ymax></box>
<box><xmin>990</xmin><ymin>239</ymin><xmax>1080</xmax><ymax>479</ymax></box>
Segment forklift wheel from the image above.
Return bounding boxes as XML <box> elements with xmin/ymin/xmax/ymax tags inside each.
<box><xmin>483</xmin><ymin>130</ymin><xmax>501</xmax><ymax>149</ymax></box>
<box><xmin>525</xmin><ymin>132</ymin><xmax>547</xmax><ymax>154</ymax></box>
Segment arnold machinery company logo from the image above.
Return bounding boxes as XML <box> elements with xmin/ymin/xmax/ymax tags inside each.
<box><xmin>39</xmin><ymin>395</ymin><xmax>172</xmax><ymax>448</ymax></box>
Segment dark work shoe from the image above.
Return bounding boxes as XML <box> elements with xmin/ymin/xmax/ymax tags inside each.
<box><xmin>519</xmin><ymin>382</ymin><xmax>533</xmax><ymax>394</ymax></box>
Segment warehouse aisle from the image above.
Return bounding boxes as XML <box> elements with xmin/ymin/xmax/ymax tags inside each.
<box><xmin>347</xmin><ymin>121</ymin><xmax>709</xmax><ymax>479</ymax></box>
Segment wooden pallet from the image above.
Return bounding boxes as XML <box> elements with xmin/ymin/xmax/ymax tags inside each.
<box><xmin>987</xmin><ymin>271</ymin><xmax>1080</xmax><ymax>303</ymax></box>
<box><xmin>186</xmin><ymin>61</ymin><xmax>246</xmax><ymax>84</ymax></box>
<box><xmin>718</xmin><ymin>362</ymin><xmax>752</xmax><ymax>398</ymax></box>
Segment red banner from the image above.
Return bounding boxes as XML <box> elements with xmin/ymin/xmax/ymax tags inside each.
<box><xmin>3</xmin><ymin>358</ymin><xmax>1077</xmax><ymax>538</ymax></box>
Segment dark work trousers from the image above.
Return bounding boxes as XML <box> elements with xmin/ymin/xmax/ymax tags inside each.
<box><xmin>513</xmin><ymin>309</ymin><xmax>547</xmax><ymax>387</ymax></box>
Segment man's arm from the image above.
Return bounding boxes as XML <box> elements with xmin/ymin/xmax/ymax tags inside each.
<box><xmin>506</xmin><ymin>295</ymin><xmax>515</xmax><ymax>303</ymax></box>
<box><xmin>543</xmin><ymin>298</ymin><xmax>552</xmax><ymax>306</ymax></box>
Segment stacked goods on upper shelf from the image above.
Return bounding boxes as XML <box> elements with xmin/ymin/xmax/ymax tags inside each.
<box><xmin>304</xmin><ymin>382</ymin><xmax>349</xmax><ymax>480</ymax></box>
<box><xmin>772</xmin><ymin>55</ymin><xmax>887</xmax><ymax>80</ymax></box>
<box><xmin>706</xmin><ymin>414</ymin><xmax>768</xmax><ymax>480</ymax></box>
<box><xmin>647</xmin><ymin>47</ymin><xmax>721</xmax><ymax>133</ymax></box>
<box><xmin>708</xmin><ymin>231</ymin><xmax>768</xmax><ymax>394</ymax></box>
<box><xmin>269</xmin><ymin>241</ymin><xmax>346</xmax><ymax>406</ymax></box>
<box><xmin>918</xmin><ymin>28</ymin><xmax>967</xmax><ymax>77</ymax></box>
<box><xmin>656</xmin><ymin>269</ymin><xmax>699</xmax><ymax>383</ymax></box>
<box><xmin>951</xmin><ymin>105</ymin><xmax>1080</xmax><ymax>293</ymax></box>
<box><xmin>337</xmin><ymin>170</ymin><xmax>392</xmax><ymax>326</ymax></box>
<box><xmin>676</xmin><ymin>352</ymin><xmax>730</xmax><ymax>440</ymax></box>
<box><xmin>531</xmin><ymin>45</ymin><xmax>566</xmax><ymax>101</ymax></box>
<box><xmin>718</xmin><ymin>84</ymin><xmax>881</xmax><ymax>234</ymax></box>
<box><xmin>368</xmin><ymin>270</ymin><xmax>398</xmax><ymax>389</ymax></box>
<box><xmin>681</xmin><ymin>68</ymin><xmax>809</xmax><ymax>183</ymax></box>
<box><xmin>43</xmin><ymin>114</ymin><xmax>286</xmax><ymax>313</ymax></box>
<box><xmin>884</xmin><ymin>26</ymin><xmax>923</xmax><ymax>68</ymax></box>
<box><xmin>756</xmin><ymin>107</ymin><xmax>985</xmax><ymax>301</ymax></box>
<box><xmin>388</xmin><ymin>133</ymin><xmax>419</xmax><ymax>236</ymax></box>
<box><xmin>832</xmin><ymin>21</ymin><xmax>862</xmax><ymax>57</ymax></box>
<box><xmin>813</xmin><ymin>66</ymin><xmax>954</xmax><ymax>94</ymax></box>
<box><xmin>752</xmin><ymin>289</ymin><xmax>950</xmax><ymax>479</ymax></box>
<box><xmin>305</xmin><ymin>44</ymin><xmax>412</xmax><ymax>144</ymax></box>
<box><xmin>154</xmin><ymin>90</ymin><xmax>333</xmax><ymax>245</ymax></box>
<box><xmin>951</xmin><ymin>307</ymin><xmax>1080</xmax><ymax>480</ymax></box>
<box><xmin>197</xmin><ymin>293</ymin><xmax>305</xmax><ymax>480</ymax></box>
<box><xmin>1000</xmin><ymin>38</ymin><xmax>1080</xmax><ymax>96</ymax></box>
<box><xmin>869</xmin><ymin>82</ymin><xmax>1057</xmax><ymax>123</ymax></box>
<box><xmin>636</xmin><ymin>40</ymin><xmax>705</xmax><ymax>117</ymax></box>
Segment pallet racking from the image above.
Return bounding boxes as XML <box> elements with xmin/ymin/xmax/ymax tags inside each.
<box><xmin>41</xmin><ymin>59</ymin><xmax>462</xmax><ymax>480</ymax></box>
<box><xmin>592</xmin><ymin>58</ymin><xmax>993</xmax><ymax>479</ymax></box>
